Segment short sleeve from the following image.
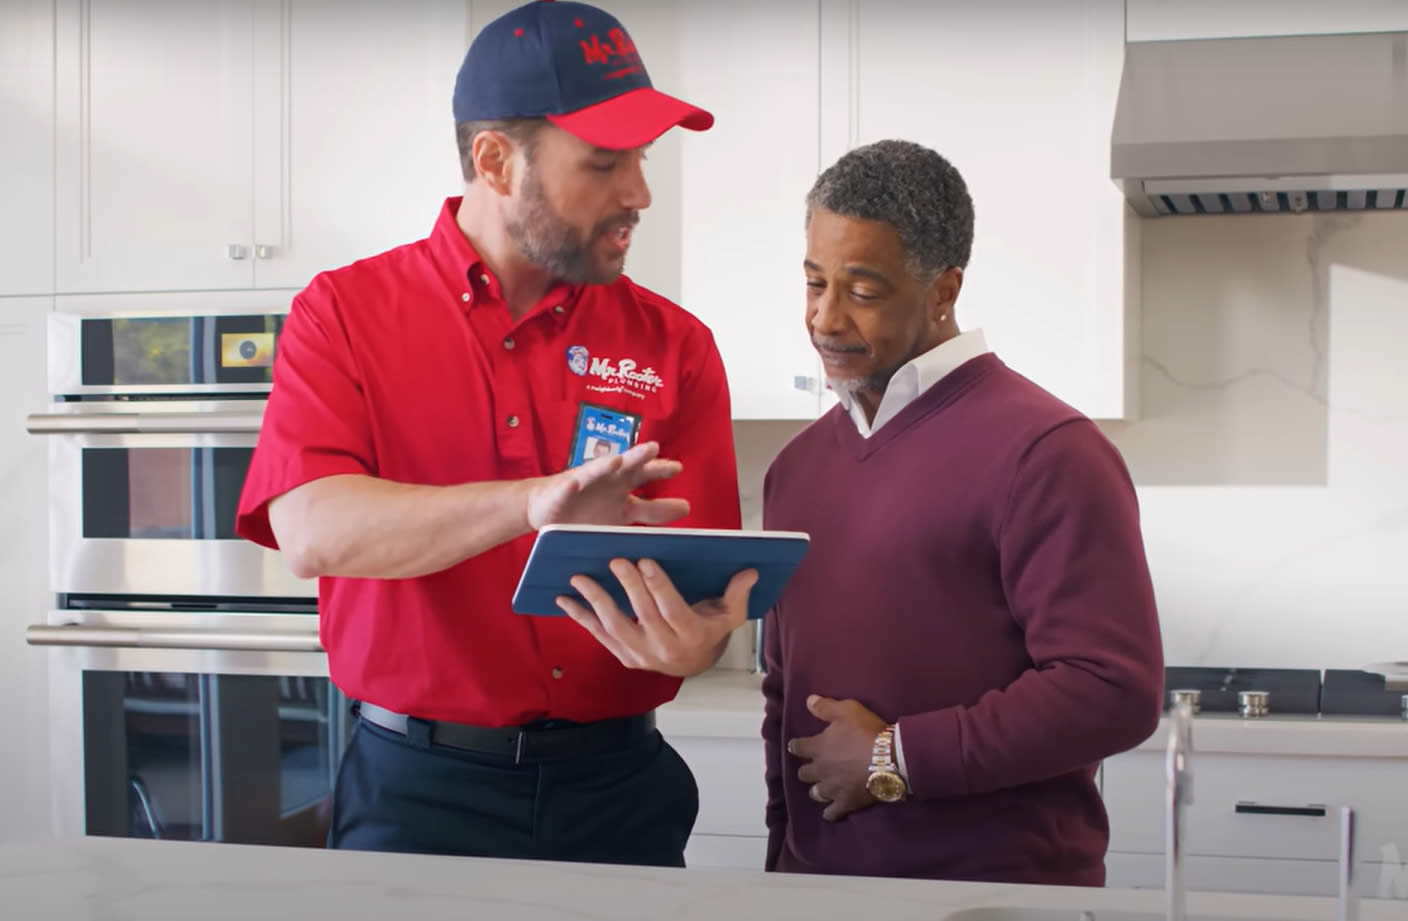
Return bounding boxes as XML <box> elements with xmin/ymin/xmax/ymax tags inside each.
<box><xmin>235</xmin><ymin>278</ymin><xmax>376</xmax><ymax>549</ymax></box>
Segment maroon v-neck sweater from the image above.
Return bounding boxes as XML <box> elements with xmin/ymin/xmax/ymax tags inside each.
<box><xmin>760</xmin><ymin>352</ymin><xmax>1164</xmax><ymax>886</ymax></box>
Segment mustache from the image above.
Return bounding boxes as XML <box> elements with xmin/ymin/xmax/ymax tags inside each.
<box><xmin>592</xmin><ymin>211</ymin><xmax>640</xmax><ymax>238</ymax></box>
<box><xmin>811</xmin><ymin>336</ymin><xmax>868</xmax><ymax>354</ymax></box>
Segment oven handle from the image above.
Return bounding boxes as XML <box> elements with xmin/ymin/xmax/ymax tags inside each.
<box><xmin>25</xmin><ymin>410</ymin><xmax>264</xmax><ymax>435</ymax></box>
<box><xmin>25</xmin><ymin>624</ymin><xmax>321</xmax><ymax>653</ymax></box>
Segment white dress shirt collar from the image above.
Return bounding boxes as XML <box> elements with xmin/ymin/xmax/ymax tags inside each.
<box><xmin>834</xmin><ymin>328</ymin><xmax>990</xmax><ymax>438</ymax></box>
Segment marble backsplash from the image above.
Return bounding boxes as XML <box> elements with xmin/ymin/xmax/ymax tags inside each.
<box><xmin>729</xmin><ymin>209</ymin><xmax>1408</xmax><ymax>673</ymax></box>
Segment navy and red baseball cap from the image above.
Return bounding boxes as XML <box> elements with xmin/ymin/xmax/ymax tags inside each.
<box><xmin>452</xmin><ymin>0</ymin><xmax>714</xmax><ymax>151</ymax></box>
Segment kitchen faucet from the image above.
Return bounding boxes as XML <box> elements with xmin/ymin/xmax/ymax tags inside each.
<box><xmin>1165</xmin><ymin>697</ymin><xmax>1194</xmax><ymax>921</ymax></box>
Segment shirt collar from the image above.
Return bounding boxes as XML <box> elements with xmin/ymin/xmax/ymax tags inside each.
<box><xmin>836</xmin><ymin>328</ymin><xmax>991</xmax><ymax>437</ymax></box>
<box><xmin>427</xmin><ymin>196</ymin><xmax>583</xmax><ymax>321</ymax></box>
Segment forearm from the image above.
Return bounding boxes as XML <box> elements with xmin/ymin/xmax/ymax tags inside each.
<box><xmin>269</xmin><ymin>473</ymin><xmax>537</xmax><ymax>580</ymax></box>
<box><xmin>896</xmin><ymin>657</ymin><xmax>1162</xmax><ymax>800</ymax></box>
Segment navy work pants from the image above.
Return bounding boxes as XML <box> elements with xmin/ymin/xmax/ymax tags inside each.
<box><xmin>327</xmin><ymin>711</ymin><xmax>700</xmax><ymax>867</ymax></box>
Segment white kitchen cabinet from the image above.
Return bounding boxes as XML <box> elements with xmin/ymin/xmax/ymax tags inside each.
<box><xmin>1101</xmin><ymin>745</ymin><xmax>1408</xmax><ymax>898</ymax></box>
<box><xmin>54</xmin><ymin>0</ymin><xmax>468</xmax><ymax>295</ymax></box>
<box><xmin>54</xmin><ymin>0</ymin><xmax>258</xmax><ymax>293</ymax></box>
<box><xmin>817</xmin><ymin>0</ymin><xmax>1139</xmax><ymax>420</ymax></box>
<box><xmin>677</xmin><ymin>0</ymin><xmax>825</xmax><ymax>420</ymax></box>
<box><xmin>248</xmin><ymin>0</ymin><xmax>468</xmax><ymax>291</ymax></box>
<box><xmin>1126</xmin><ymin>0</ymin><xmax>1408</xmax><ymax>43</ymax></box>
<box><xmin>0</xmin><ymin>0</ymin><xmax>56</xmax><ymax>297</ymax></box>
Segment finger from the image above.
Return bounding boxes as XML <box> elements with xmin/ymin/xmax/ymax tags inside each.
<box><xmin>809</xmin><ymin>784</ymin><xmax>829</xmax><ymax>804</ymax></box>
<box><xmin>613</xmin><ymin>441</ymin><xmax>663</xmax><ymax>476</ymax></box>
<box><xmin>609</xmin><ymin>558</ymin><xmax>673</xmax><ymax>639</ymax></box>
<box><xmin>786</xmin><ymin>734</ymin><xmax>819</xmax><ymax>759</ymax></box>
<box><xmin>569</xmin><ymin>574</ymin><xmax>643</xmax><ymax>648</ymax></box>
<box><xmin>807</xmin><ymin>694</ymin><xmax>841</xmax><ymax>721</ymax></box>
<box><xmin>634</xmin><ymin>558</ymin><xmax>697</xmax><ymax>634</ymax></box>
<box><xmin>567</xmin><ymin>452</ymin><xmax>626</xmax><ymax>490</ymax></box>
<box><xmin>625</xmin><ymin>495</ymin><xmax>690</xmax><ymax>525</ymax></box>
<box><xmin>714</xmin><ymin>567</ymin><xmax>758</xmax><ymax>628</ymax></box>
<box><xmin>634</xmin><ymin>458</ymin><xmax>684</xmax><ymax>484</ymax></box>
<box><xmin>796</xmin><ymin>761</ymin><xmax>820</xmax><ymax>784</ymax></box>
<box><xmin>556</xmin><ymin>595</ymin><xmax>637</xmax><ymax>668</ymax></box>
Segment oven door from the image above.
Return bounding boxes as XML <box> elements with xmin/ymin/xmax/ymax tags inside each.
<box><xmin>28</xmin><ymin>400</ymin><xmax>314</xmax><ymax>599</ymax></box>
<box><xmin>30</xmin><ymin>607</ymin><xmax>350</xmax><ymax>846</ymax></box>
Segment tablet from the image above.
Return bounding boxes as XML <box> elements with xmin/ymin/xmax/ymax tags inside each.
<box><xmin>511</xmin><ymin>524</ymin><xmax>810</xmax><ymax>621</ymax></box>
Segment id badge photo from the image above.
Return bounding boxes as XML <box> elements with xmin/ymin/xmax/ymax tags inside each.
<box><xmin>566</xmin><ymin>403</ymin><xmax>642</xmax><ymax>468</ymax></box>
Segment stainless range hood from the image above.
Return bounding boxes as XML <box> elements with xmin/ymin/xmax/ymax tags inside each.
<box><xmin>1111</xmin><ymin>29</ymin><xmax>1408</xmax><ymax>217</ymax></box>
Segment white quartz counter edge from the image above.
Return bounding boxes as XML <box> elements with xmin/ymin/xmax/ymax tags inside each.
<box><xmin>2</xmin><ymin>837</ymin><xmax>1403</xmax><ymax>921</ymax></box>
<box><xmin>659</xmin><ymin>670</ymin><xmax>1408</xmax><ymax>757</ymax></box>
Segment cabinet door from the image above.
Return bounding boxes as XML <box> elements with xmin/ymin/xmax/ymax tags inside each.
<box><xmin>1127</xmin><ymin>0</ymin><xmax>1408</xmax><ymax>42</ymax></box>
<box><xmin>0</xmin><ymin>0</ymin><xmax>55</xmax><ymax>297</ymax></box>
<box><xmin>54</xmin><ymin>0</ymin><xmax>256</xmax><ymax>293</ymax></box>
<box><xmin>821</xmin><ymin>0</ymin><xmax>1136</xmax><ymax>419</ymax></box>
<box><xmin>677</xmin><ymin>0</ymin><xmax>824</xmax><ymax>420</ymax></box>
<box><xmin>249</xmin><ymin>0</ymin><xmax>470</xmax><ymax>290</ymax></box>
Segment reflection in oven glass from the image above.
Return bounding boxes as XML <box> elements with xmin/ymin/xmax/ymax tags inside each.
<box><xmin>111</xmin><ymin>318</ymin><xmax>193</xmax><ymax>386</ymax></box>
<box><xmin>83</xmin><ymin>671</ymin><xmax>351</xmax><ymax>846</ymax></box>
<box><xmin>81</xmin><ymin>448</ymin><xmax>253</xmax><ymax>540</ymax></box>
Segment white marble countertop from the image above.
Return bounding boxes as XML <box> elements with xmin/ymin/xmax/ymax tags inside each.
<box><xmin>661</xmin><ymin>669</ymin><xmax>1408</xmax><ymax>757</ymax></box>
<box><xmin>2</xmin><ymin>836</ymin><xmax>1403</xmax><ymax>921</ymax></box>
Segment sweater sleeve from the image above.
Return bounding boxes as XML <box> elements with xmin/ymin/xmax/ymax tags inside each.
<box><xmin>894</xmin><ymin>419</ymin><xmax>1165</xmax><ymax>800</ymax></box>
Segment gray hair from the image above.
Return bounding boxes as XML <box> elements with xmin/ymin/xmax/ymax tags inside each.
<box><xmin>805</xmin><ymin>139</ymin><xmax>974</xmax><ymax>283</ymax></box>
<box><xmin>456</xmin><ymin>118</ymin><xmax>543</xmax><ymax>182</ymax></box>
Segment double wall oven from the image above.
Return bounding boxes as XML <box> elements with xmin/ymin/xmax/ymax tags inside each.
<box><xmin>26</xmin><ymin>293</ymin><xmax>351</xmax><ymax>847</ymax></box>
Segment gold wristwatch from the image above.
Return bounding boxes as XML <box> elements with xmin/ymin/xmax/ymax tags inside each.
<box><xmin>865</xmin><ymin>724</ymin><xmax>908</xmax><ymax>803</ymax></box>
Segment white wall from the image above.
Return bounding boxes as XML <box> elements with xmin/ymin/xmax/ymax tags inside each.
<box><xmin>730</xmin><ymin>209</ymin><xmax>1408</xmax><ymax>672</ymax></box>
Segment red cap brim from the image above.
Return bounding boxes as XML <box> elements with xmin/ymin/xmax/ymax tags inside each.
<box><xmin>547</xmin><ymin>87</ymin><xmax>714</xmax><ymax>151</ymax></box>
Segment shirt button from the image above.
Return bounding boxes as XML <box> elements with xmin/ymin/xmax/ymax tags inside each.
<box><xmin>507</xmin><ymin>415</ymin><xmax>520</xmax><ymax>428</ymax></box>
<box><xmin>552</xmin><ymin>667</ymin><xmax>564</xmax><ymax>680</ymax></box>
<box><xmin>553</xmin><ymin>305</ymin><xmax>565</xmax><ymax>315</ymax></box>
<box><xmin>503</xmin><ymin>337</ymin><xmax>515</xmax><ymax>350</ymax></box>
<box><xmin>480</xmin><ymin>273</ymin><xmax>491</xmax><ymax>286</ymax></box>
<box><xmin>461</xmin><ymin>292</ymin><xmax>470</xmax><ymax>302</ymax></box>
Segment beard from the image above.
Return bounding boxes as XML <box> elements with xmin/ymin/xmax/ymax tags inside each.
<box><xmin>818</xmin><ymin>331</ymin><xmax>928</xmax><ymax>401</ymax></box>
<box><xmin>503</xmin><ymin>167</ymin><xmax>638</xmax><ymax>285</ymax></box>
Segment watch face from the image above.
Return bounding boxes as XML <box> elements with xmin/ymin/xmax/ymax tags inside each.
<box><xmin>867</xmin><ymin>771</ymin><xmax>906</xmax><ymax>803</ymax></box>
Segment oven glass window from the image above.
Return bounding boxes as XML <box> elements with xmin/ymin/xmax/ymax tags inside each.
<box><xmin>81</xmin><ymin>448</ymin><xmax>253</xmax><ymax>540</ymax></box>
<box><xmin>80</xmin><ymin>314</ymin><xmax>285</xmax><ymax>387</ymax></box>
<box><xmin>82</xmin><ymin>670</ymin><xmax>351</xmax><ymax>846</ymax></box>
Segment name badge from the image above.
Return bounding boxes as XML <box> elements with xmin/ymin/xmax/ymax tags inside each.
<box><xmin>567</xmin><ymin>403</ymin><xmax>642</xmax><ymax>468</ymax></box>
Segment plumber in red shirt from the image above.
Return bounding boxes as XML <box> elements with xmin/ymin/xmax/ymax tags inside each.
<box><xmin>235</xmin><ymin>0</ymin><xmax>755</xmax><ymax>867</ymax></box>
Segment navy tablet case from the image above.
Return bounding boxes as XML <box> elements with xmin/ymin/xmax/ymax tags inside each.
<box><xmin>511</xmin><ymin>524</ymin><xmax>810</xmax><ymax>621</ymax></box>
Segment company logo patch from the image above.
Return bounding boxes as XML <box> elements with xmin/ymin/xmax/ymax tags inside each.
<box><xmin>566</xmin><ymin>345</ymin><xmax>590</xmax><ymax>376</ymax></box>
<box><xmin>568</xmin><ymin>346</ymin><xmax>664</xmax><ymax>399</ymax></box>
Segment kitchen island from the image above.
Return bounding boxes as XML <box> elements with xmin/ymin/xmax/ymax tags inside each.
<box><xmin>1</xmin><ymin>835</ymin><xmax>1402</xmax><ymax>920</ymax></box>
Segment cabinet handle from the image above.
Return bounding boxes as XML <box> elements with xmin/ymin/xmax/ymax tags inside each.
<box><xmin>227</xmin><ymin>243</ymin><xmax>249</xmax><ymax>260</ymax></box>
<box><xmin>255</xmin><ymin>244</ymin><xmax>276</xmax><ymax>259</ymax></box>
<box><xmin>1235</xmin><ymin>801</ymin><xmax>1327</xmax><ymax>817</ymax></box>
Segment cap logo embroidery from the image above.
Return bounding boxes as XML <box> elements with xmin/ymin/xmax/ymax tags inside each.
<box><xmin>579</xmin><ymin>28</ymin><xmax>642</xmax><ymax>79</ymax></box>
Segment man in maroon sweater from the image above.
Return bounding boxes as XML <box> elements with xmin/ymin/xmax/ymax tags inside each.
<box><xmin>757</xmin><ymin>140</ymin><xmax>1165</xmax><ymax>885</ymax></box>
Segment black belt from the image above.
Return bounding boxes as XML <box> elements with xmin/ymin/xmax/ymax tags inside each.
<box><xmin>356</xmin><ymin>701</ymin><xmax>656</xmax><ymax>764</ymax></box>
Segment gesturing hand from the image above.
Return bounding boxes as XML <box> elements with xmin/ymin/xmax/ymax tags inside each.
<box><xmin>526</xmin><ymin>441</ymin><xmax>689</xmax><ymax>530</ymax></box>
<box><xmin>556</xmin><ymin>557</ymin><xmax>758</xmax><ymax>678</ymax></box>
<box><xmin>788</xmin><ymin>695</ymin><xmax>890</xmax><ymax>822</ymax></box>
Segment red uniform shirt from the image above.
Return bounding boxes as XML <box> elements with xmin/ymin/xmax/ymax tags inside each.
<box><xmin>235</xmin><ymin>197</ymin><xmax>742</xmax><ymax>726</ymax></box>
